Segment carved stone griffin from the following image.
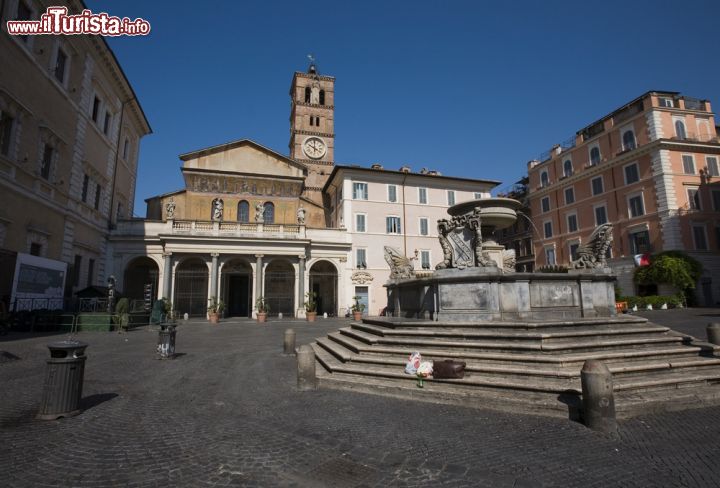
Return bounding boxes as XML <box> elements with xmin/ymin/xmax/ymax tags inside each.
<box><xmin>502</xmin><ymin>249</ymin><xmax>516</xmax><ymax>273</ymax></box>
<box><xmin>384</xmin><ymin>246</ymin><xmax>416</xmax><ymax>280</ymax></box>
<box><xmin>570</xmin><ymin>223</ymin><xmax>614</xmax><ymax>269</ymax></box>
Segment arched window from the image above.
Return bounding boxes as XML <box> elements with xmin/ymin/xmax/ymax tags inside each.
<box><xmin>319</xmin><ymin>89</ymin><xmax>325</xmax><ymax>105</ymax></box>
<box><xmin>590</xmin><ymin>146</ymin><xmax>601</xmax><ymax>166</ymax></box>
<box><xmin>540</xmin><ymin>171</ymin><xmax>549</xmax><ymax>187</ymax></box>
<box><xmin>263</xmin><ymin>202</ymin><xmax>275</xmax><ymax>224</ymax></box>
<box><xmin>623</xmin><ymin>130</ymin><xmax>636</xmax><ymax>151</ymax></box>
<box><xmin>304</xmin><ymin>87</ymin><xmax>311</xmax><ymax>103</ymax></box>
<box><xmin>237</xmin><ymin>200</ymin><xmax>249</xmax><ymax>223</ymax></box>
<box><xmin>315</xmin><ymin>116</ymin><xmax>320</xmax><ymax>126</ymax></box>
<box><xmin>309</xmin><ymin>115</ymin><xmax>314</xmax><ymax>126</ymax></box>
<box><xmin>675</xmin><ymin>120</ymin><xmax>686</xmax><ymax>140</ymax></box>
<box><xmin>563</xmin><ymin>159</ymin><xmax>573</xmax><ymax>177</ymax></box>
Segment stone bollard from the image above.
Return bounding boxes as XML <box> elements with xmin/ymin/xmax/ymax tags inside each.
<box><xmin>708</xmin><ymin>323</ymin><xmax>720</xmax><ymax>345</ymax></box>
<box><xmin>581</xmin><ymin>360</ymin><xmax>617</xmax><ymax>433</ymax></box>
<box><xmin>284</xmin><ymin>328</ymin><xmax>296</xmax><ymax>355</ymax></box>
<box><xmin>296</xmin><ymin>344</ymin><xmax>316</xmax><ymax>391</ymax></box>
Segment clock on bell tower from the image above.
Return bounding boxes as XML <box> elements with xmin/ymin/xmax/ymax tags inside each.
<box><xmin>289</xmin><ymin>59</ymin><xmax>335</xmax><ymax>204</ymax></box>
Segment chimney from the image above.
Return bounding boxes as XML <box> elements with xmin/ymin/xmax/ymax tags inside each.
<box><xmin>399</xmin><ymin>165</ymin><xmax>411</xmax><ymax>173</ymax></box>
<box><xmin>370</xmin><ymin>163</ymin><xmax>383</xmax><ymax>170</ymax></box>
<box><xmin>527</xmin><ymin>159</ymin><xmax>540</xmax><ymax>170</ymax></box>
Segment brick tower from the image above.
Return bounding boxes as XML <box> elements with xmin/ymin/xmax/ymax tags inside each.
<box><xmin>289</xmin><ymin>60</ymin><xmax>335</xmax><ymax>205</ymax></box>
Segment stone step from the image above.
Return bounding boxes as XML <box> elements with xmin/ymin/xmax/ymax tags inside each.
<box><xmin>316</xmin><ymin>368</ymin><xmax>579</xmax><ymax>418</ymax></box>
<box><xmin>362</xmin><ymin>316</ymin><xmax>649</xmax><ymax>330</ymax></box>
<box><xmin>327</xmin><ymin>331</ymin><xmax>711</xmax><ymax>367</ymax></box>
<box><xmin>338</xmin><ymin>326</ymin><xmax>686</xmax><ymax>353</ymax></box>
<box><xmin>315</xmin><ymin>361</ymin><xmax>720</xmax><ymax>419</ymax></box>
<box><xmin>313</xmin><ymin>343</ymin><xmax>579</xmax><ymax>394</ymax></box>
<box><xmin>317</xmin><ymin>338</ymin><xmax>720</xmax><ymax>380</ymax></box>
<box><xmin>351</xmin><ymin>321</ymin><xmax>670</xmax><ymax>341</ymax></box>
<box><xmin>314</xmin><ymin>342</ymin><xmax>720</xmax><ymax>417</ymax></box>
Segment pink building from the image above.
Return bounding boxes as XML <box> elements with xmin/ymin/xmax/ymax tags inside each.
<box><xmin>527</xmin><ymin>91</ymin><xmax>720</xmax><ymax>304</ymax></box>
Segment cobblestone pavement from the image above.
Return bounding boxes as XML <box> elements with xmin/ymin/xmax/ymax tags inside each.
<box><xmin>2</xmin><ymin>315</ymin><xmax>720</xmax><ymax>487</ymax></box>
<box><xmin>635</xmin><ymin>307</ymin><xmax>720</xmax><ymax>340</ymax></box>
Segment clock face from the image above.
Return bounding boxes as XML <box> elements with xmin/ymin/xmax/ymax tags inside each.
<box><xmin>302</xmin><ymin>137</ymin><xmax>327</xmax><ymax>159</ymax></box>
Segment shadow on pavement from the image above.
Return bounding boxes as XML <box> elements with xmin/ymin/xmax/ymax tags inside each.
<box><xmin>80</xmin><ymin>392</ymin><xmax>119</xmax><ymax>411</ymax></box>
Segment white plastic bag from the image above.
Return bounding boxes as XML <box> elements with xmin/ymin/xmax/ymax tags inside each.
<box><xmin>417</xmin><ymin>361</ymin><xmax>433</xmax><ymax>378</ymax></box>
<box><xmin>405</xmin><ymin>351</ymin><xmax>421</xmax><ymax>374</ymax></box>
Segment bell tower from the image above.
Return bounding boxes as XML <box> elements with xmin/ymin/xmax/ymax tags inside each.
<box><xmin>289</xmin><ymin>59</ymin><xmax>335</xmax><ymax>204</ymax></box>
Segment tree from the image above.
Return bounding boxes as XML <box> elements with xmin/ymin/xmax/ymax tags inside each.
<box><xmin>634</xmin><ymin>251</ymin><xmax>702</xmax><ymax>303</ymax></box>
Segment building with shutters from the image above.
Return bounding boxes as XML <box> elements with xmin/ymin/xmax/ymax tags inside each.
<box><xmin>0</xmin><ymin>0</ymin><xmax>151</xmax><ymax>310</ymax></box>
<box><xmin>526</xmin><ymin>91</ymin><xmax>720</xmax><ymax>304</ymax></box>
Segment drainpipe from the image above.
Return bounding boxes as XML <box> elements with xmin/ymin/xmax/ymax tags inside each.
<box><xmin>402</xmin><ymin>173</ymin><xmax>408</xmax><ymax>256</ymax></box>
<box><xmin>108</xmin><ymin>97</ymin><xmax>132</xmax><ymax>230</ymax></box>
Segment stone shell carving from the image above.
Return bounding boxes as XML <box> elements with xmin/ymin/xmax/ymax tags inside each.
<box><xmin>570</xmin><ymin>223</ymin><xmax>614</xmax><ymax>269</ymax></box>
<box><xmin>351</xmin><ymin>271</ymin><xmax>374</xmax><ymax>284</ymax></box>
<box><xmin>384</xmin><ymin>246</ymin><xmax>415</xmax><ymax>280</ymax></box>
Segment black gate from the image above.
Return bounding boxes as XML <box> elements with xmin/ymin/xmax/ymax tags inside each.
<box><xmin>265</xmin><ymin>260</ymin><xmax>295</xmax><ymax>316</ymax></box>
<box><xmin>174</xmin><ymin>259</ymin><xmax>208</xmax><ymax>317</ymax></box>
<box><xmin>309</xmin><ymin>261</ymin><xmax>338</xmax><ymax>316</ymax></box>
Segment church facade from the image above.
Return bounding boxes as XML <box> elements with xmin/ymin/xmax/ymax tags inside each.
<box><xmin>107</xmin><ymin>64</ymin><xmax>497</xmax><ymax>318</ymax></box>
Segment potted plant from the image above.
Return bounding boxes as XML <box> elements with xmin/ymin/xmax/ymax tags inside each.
<box><xmin>207</xmin><ymin>297</ymin><xmax>225</xmax><ymax>324</ymax></box>
<box><xmin>304</xmin><ymin>291</ymin><xmax>318</xmax><ymax>322</ymax></box>
<box><xmin>256</xmin><ymin>296</ymin><xmax>269</xmax><ymax>323</ymax></box>
<box><xmin>115</xmin><ymin>297</ymin><xmax>130</xmax><ymax>333</ymax></box>
<box><xmin>351</xmin><ymin>295</ymin><xmax>365</xmax><ymax>321</ymax></box>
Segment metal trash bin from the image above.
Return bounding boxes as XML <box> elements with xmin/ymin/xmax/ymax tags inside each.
<box><xmin>157</xmin><ymin>325</ymin><xmax>176</xmax><ymax>359</ymax></box>
<box><xmin>37</xmin><ymin>340</ymin><xmax>88</xmax><ymax>420</ymax></box>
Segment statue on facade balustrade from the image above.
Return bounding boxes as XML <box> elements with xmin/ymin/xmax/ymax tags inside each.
<box><xmin>297</xmin><ymin>205</ymin><xmax>306</xmax><ymax>225</ymax></box>
<box><xmin>165</xmin><ymin>198</ymin><xmax>176</xmax><ymax>219</ymax></box>
<box><xmin>255</xmin><ymin>202</ymin><xmax>265</xmax><ymax>223</ymax></box>
<box><xmin>211</xmin><ymin>198</ymin><xmax>223</xmax><ymax>221</ymax></box>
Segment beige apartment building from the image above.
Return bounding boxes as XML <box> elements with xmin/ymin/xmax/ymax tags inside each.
<box><xmin>323</xmin><ymin>165</ymin><xmax>497</xmax><ymax>315</ymax></box>
<box><xmin>0</xmin><ymin>0</ymin><xmax>151</xmax><ymax>308</ymax></box>
<box><xmin>527</xmin><ymin>91</ymin><xmax>720</xmax><ymax>304</ymax></box>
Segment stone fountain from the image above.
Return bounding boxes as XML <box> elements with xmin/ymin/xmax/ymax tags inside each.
<box><xmin>387</xmin><ymin>197</ymin><xmax>616</xmax><ymax>322</ymax></box>
<box><xmin>311</xmin><ymin>197</ymin><xmax>720</xmax><ymax>419</ymax></box>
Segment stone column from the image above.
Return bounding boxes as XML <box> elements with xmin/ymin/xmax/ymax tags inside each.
<box><xmin>298</xmin><ymin>254</ymin><xmax>306</xmax><ymax>305</ymax></box>
<box><xmin>162</xmin><ymin>252</ymin><xmax>172</xmax><ymax>300</ymax></box>
<box><xmin>255</xmin><ymin>254</ymin><xmax>264</xmax><ymax>299</ymax></box>
<box><xmin>210</xmin><ymin>253</ymin><xmax>219</xmax><ymax>301</ymax></box>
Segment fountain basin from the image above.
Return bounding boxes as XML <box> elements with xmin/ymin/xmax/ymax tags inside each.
<box><xmin>448</xmin><ymin>197</ymin><xmax>521</xmax><ymax>232</ymax></box>
<box><xmin>386</xmin><ymin>268</ymin><xmax>616</xmax><ymax>321</ymax></box>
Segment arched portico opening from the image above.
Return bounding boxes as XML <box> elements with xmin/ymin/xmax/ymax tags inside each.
<box><xmin>309</xmin><ymin>260</ymin><xmax>337</xmax><ymax>316</ymax></box>
<box><xmin>222</xmin><ymin>258</ymin><xmax>253</xmax><ymax>318</ymax></box>
<box><xmin>174</xmin><ymin>257</ymin><xmax>208</xmax><ymax>317</ymax></box>
<box><xmin>123</xmin><ymin>257</ymin><xmax>159</xmax><ymax>309</ymax></box>
<box><xmin>265</xmin><ymin>259</ymin><xmax>295</xmax><ymax>316</ymax></box>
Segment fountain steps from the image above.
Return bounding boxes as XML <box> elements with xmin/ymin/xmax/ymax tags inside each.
<box><xmin>325</xmin><ymin>331</ymin><xmax>710</xmax><ymax>366</ymax></box>
<box><xmin>352</xmin><ymin>321</ymin><xmax>670</xmax><ymax>340</ymax></box>
<box><xmin>316</xmin><ymin>336</ymin><xmax>720</xmax><ymax>379</ymax></box>
<box><xmin>338</xmin><ymin>326</ymin><xmax>687</xmax><ymax>354</ymax></box>
<box><xmin>362</xmin><ymin>316</ymin><xmax>649</xmax><ymax>330</ymax></box>
<box><xmin>312</xmin><ymin>318</ymin><xmax>720</xmax><ymax>418</ymax></box>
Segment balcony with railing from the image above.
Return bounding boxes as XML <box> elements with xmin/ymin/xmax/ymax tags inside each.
<box><xmin>112</xmin><ymin>218</ymin><xmax>351</xmax><ymax>243</ymax></box>
<box><xmin>669</xmin><ymin>132</ymin><xmax>720</xmax><ymax>144</ymax></box>
<box><xmin>114</xmin><ymin>219</ymin><xmax>306</xmax><ymax>239</ymax></box>
<box><xmin>171</xmin><ymin>220</ymin><xmax>304</xmax><ymax>238</ymax></box>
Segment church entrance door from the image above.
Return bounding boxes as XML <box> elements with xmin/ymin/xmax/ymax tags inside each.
<box><xmin>227</xmin><ymin>275</ymin><xmax>250</xmax><ymax>317</ymax></box>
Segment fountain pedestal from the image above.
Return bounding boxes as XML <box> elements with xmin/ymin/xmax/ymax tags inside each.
<box><xmin>387</xmin><ymin>268</ymin><xmax>616</xmax><ymax>321</ymax></box>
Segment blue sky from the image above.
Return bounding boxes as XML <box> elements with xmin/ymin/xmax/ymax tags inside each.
<box><xmin>87</xmin><ymin>0</ymin><xmax>720</xmax><ymax>215</ymax></box>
